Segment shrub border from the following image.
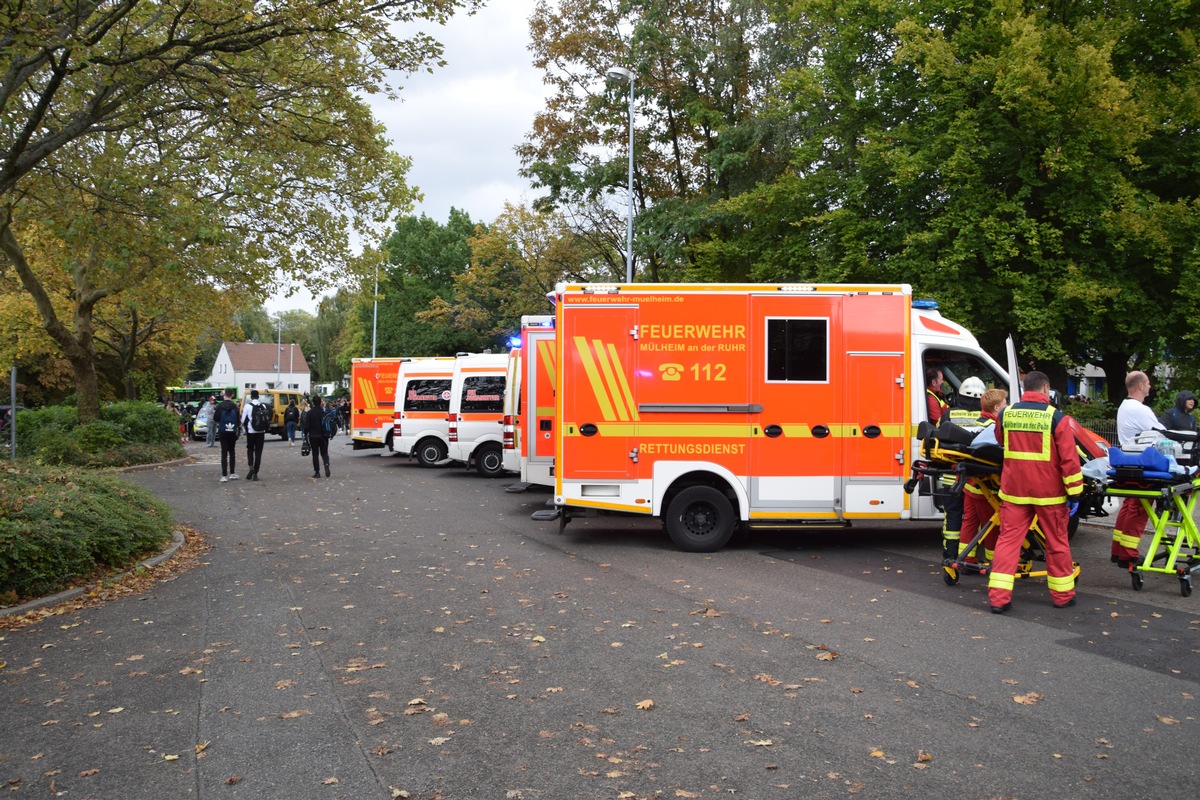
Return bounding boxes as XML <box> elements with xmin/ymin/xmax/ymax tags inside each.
<box><xmin>0</xmin><ymin>456</ymin><xmax>193</xmax><ymax>617</ymax></box>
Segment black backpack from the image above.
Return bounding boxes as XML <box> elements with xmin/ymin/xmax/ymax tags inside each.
<box><xmin>322</xmin><ymin>407</ymin><xmax>339</xmax><ymax>438</ymax></box>
<box><xmin>250</xmin><ymin>401</ymin><xmax>270</xmax><ymax>432</ymax></box>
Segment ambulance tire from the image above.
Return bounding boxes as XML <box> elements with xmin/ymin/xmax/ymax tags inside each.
<box><xmin>415</xmin><ymin>438</ymin><xmax>448</xmax><ymax>468</ymax></box>
<box><xmin>665</xmin><ymin>486</ymin><xmax>735</xmax><ymax>553</ymax></box>
<box><xmin>475</xmin><ymin>443</ymin><xmax>504</xmax><ymax>477</ymax></box>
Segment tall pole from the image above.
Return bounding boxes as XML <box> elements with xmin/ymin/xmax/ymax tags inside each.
<box><xmin>9</xmin><ymin>365</ymin><xmax>15</xmax><ymax>460</ymax></box>
<box><xmin>606</xmin><ymin>66</ymin><xmax>635</xmax><ymax>283</ymax></box>
<box><xmin>275</xmin><ymin>315</ymin><xmax>282</xmax><ymax>388</ymax></box>
<box><xmin>372</xmin><ymin>262</ymin><xmax>379</xmax><ymax>359</ymax></box>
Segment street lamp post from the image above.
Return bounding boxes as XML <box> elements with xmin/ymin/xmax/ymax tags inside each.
<box><xmin>606</xmin><ymin>65</ymin><xmax>635</xmax><ymax>283</ymax></box>
<box><xmin>371</xmin><ymin>261</ymin><xmax>379</xmax><ymax>359</ymax></box>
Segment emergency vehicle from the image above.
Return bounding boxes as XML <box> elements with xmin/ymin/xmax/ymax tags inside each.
<box><xmin>391</xmin><ymin>357</ymin><xmax>457</xmax><ymax>466</ymax></box>
<box><xmin>350</xmin><ymin>357</ymin><xmax>402</xmax><ymax>450</ymax></box>
<box><xmin>446</xmin><ymin>353</ymin><xmax>509</xmax><ymax>476</ymax></box>
<box><xmin>502</xmin><ymin>316</ymin><xmax>556</xmax><ymax>487</ymax></box>
<box><xmin>536</xmin><ymin>282</ymin><xmax>1014</xmax><ymax>551</ymax></box>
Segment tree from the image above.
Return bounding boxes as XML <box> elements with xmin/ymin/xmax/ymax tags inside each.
<box><xmin>0</xmin><ymin>0</ymin><xmax>478</xmax><ymax>420</ymax></box>
<box><xmin>711</xmin><ymin>0</ymin><xmax>1200</xmax><ymax>400</ymax></box>
<box><xmin>364</xmin><ymin>210</ymin><xmax>483</xmax><ymax>357</ymax></box>
<box><xmin>419</xmin><ymin>203</ymin><xmax>604</xmax><ymax>349</ymax></box>
<box><xmin>520</xmin><ymin>0</ymin><xmax>797</xmax><ymax>281</ymax></box>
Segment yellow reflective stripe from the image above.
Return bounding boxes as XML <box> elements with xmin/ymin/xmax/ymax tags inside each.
<box><xmin>1065</xmin><ymin>485</ymin><xmax>1083</xmax><ymax>497</ymax></box>
<box><xmin>964</xmin><ymin>483</ymin><xmax>984</xmax><ymax>495</ymax></box>
<box><xmin>1112</xmin><ymin>531</ymin><xmax>1141</xmax><ymax>548</ymax></box>
<box><xmin>999</xmin><ymin>492</ymin><xmax>1070</xmax><ymax>506</ymax></box>
<box><xmin>1046</xmin><ymin>574</ymin><xmax>1075</xmax><ymax>592</ymax></box>
<box><xmin>1002</xmin><ymin>407</ymin><xmax>1054</xmax><ymax>461</ymax></box>
<box><xmin>988</xmin><ymin>572</ymin><xmax>1015</xmax><ymax>590</ymax></box>
<box><xmin>574</xmin><ymin>337</ymin><xmax>617</xmax><ymax>421</ymax></box>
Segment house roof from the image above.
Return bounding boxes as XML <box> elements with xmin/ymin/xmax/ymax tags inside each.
<box><xmin>224</xmin><ymin>342</ymin><xmax>310</xmax><ymax>374</ymax></box>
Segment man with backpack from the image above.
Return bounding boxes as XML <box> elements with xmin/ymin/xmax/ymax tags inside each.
<box><xmin>215</xmin><ymin>388</ymin><xmax>241</xmax><ymax>482</ymax></box>
<box><xmin>241</xmin><ymin>389</ymin><xmax>269</xmax><ymax>481</ymax></box>
<box><xmin>300</xmin><ymin>394</ymin><xmax>334</xmax><ymax>478</ymax></box>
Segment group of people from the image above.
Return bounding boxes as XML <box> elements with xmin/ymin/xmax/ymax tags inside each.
<box><xmin>202</xmin><ymin>389</ymin><xmax>335</xmax><ymax>482</ymax></box>
<box><xmin>924</xmin><ymin>366</ymin><xmax>1186</xmax><ymax>613</ymax></box>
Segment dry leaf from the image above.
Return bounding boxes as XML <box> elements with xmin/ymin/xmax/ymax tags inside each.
<box><xmin>80</xmin><ymin>769</ymin><xmax>100</xmax><ymax>777</ymax></box>
<box><xmin>675</xmin><ymin>792</ymin><xmax>701</xmax><ymax>799</ymax></box>
<box><xmin>1156</xmin><ymin>715</ymin><xmax>1181</xmax><ymax>725</ymax></box>
<box><xmin>322</xmin><ymin>777</ymin><xmax>339</xmax><ymax>785</ymax></box>
<box><xmin>815</xmin><ymin>651</ymin><xmax>837</xmax><ymax>661</ymax></box>
<box><xmin>280</xmin><ymin>709</ymin><xmax>312</xmax><ymax>719</ymax></box>
<box><xmin>916</xmin><ymin>750</ymin><xmax>932</xmax><ymax>763</ymax></box>
<box><xmin>636</xmin><ymin>699</ymin><xmax>655</xmax><ymax>710</ymax></box>
<box><xmin>1013</xmin><ymin>692</ymin><xmax>1044</xmax><ymax>705</ymax></box>
<box><xmin>746</xmin><ymin>739</ymin><xmax>774</xmax><ymax>747</ymax></box>
<box><xmin>224</xmin><ymin>776</ymin><xmax>242</xmax><ymax>785</ymax></box>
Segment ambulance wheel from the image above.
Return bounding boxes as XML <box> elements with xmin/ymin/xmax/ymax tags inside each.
<box><xmin>475</xmin><ymin>443</ymin><xmax>504</xmax><ymax>477</ymax></box>
<box><xmin>415</xmin><ymin>438</ymin><xmax>447</xmax><ymax>468</ymax></box>
<box><xmin>1131</xmin><ymin>571</ymin><xmax>1144</xmax><ymax>591</ymax></box>
<box><xmin>665</xmin><ymin>486</ymin><xmax>735</xmax><ymax>553</ymax></box>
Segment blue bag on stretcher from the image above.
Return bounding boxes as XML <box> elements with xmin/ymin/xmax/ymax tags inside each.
<box><xmin>1107</xmin><ymin>436</ymin><xmax>1195</xmax><ymax>479</ymax></box>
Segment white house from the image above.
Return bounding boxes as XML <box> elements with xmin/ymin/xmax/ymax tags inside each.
<box><xmin>205</xmin><ymin>342</ymin><xmax>312</xmax><ymax>395</ymax></box>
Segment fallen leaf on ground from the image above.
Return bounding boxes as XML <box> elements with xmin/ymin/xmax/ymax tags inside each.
<box><xmin>1013</xmin><ymin>692</ymin><xmax>1044</xmax><ymax>705</ymax></box>
<box><xmin>636</xmin><ymin>699</ymin><xmax>655</xmax><ymax>710</ymax></box>
<box><xmin>280</xmin><ymin>709</ymin><xmax>312</xmax><ymax>719</ymax></box>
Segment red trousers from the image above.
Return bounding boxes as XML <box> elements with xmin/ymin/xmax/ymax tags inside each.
<box><xmin>961</xmin><ymin>490</ymin><xmax>997</xmax><ymax>561</ymax></box>
<box><xmin>1111</xmin><ymin>497</ymin><xmax>1148</xmax><ymax>562</ymax></box>
<box><xmin>988</xmin><ymin>502</ymin><xmax>1074</xmax><ymax>607</ymax></box>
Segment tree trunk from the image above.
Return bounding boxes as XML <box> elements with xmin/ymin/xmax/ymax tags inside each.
<box><xmin>1</xmin><ymin>216</ymin><xmax>105</xmax><ymax>422</ymax></box>
<box><xmin>1099</xmin><ymin>351</ymin><xmax>1131</xmax><ymax>405</ymax></box>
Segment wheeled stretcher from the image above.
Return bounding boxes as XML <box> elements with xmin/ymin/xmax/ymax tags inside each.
<box><xmin>905</xmin><ymin>438</ymin><xmax>1083</xmax><ymax>586</ymax></box>
<box><xmin>1105</xmin><ymin>468</ymin><xmax>1200</xmax><ymax>597</ymax></box>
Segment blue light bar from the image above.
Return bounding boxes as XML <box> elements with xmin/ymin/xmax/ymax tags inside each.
<box><xmin>912</xmin><ymin>299</ymin><xmax>939</xmax><ymax>309</ymax></box>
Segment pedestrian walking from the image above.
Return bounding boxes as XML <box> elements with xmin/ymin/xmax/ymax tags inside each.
<box><xmin>214</xmin><ymin>389</ymin><xmax>241</xmax><ymax>482</ymax></box>
<box><xmin>285</xmin><ymin>400</ymin><xmax>300</xmax><ymax>446</ymax></box>
<box><xmin>300</xmin><ymin>394</ymin><xmax>331</xmax><ymax>478</ymax></box>
<box><xmin>242</xmin><ymin>389</ymin><xmax>268</xmax><ymax>481</ymax></box>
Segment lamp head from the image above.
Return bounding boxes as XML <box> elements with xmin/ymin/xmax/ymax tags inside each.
<box><xmin>606</xmin><ymin>66</ymin><xmax>634</xmax><ymax>83</ymax></box>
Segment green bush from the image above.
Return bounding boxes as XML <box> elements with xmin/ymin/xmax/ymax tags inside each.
<box><xmin>76</xmin><ymin>421</ymin><xmax>128</xmax><ymax>454</ymax></box>
<box><xmin>0</xmin><ymin>466</ymin><xmax>174</xmax><ymax>600</ymax></box>
<box><xmin>27</xmin><ymin>426</ymin><xmax>85</xmax><ymax>466</ymax></box>
<box><xmin>100</xmin><ymin>401</ymin><xmax>178</xmax><ymax>444</ymax></box>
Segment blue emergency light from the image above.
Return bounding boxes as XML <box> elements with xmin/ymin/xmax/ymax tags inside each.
<box><xmin>912</xmin><ymin>299</ymin><xmax>940</xmax><ymax>309</ymax></box>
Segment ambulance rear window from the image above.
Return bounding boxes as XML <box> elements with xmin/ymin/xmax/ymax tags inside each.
<box><xmin>404</xmin><ymin>379</ymin><xmax>451</xmax><ymax>412</ymax></box>
<box><xmin>460</xmin><ymin>376</ymin><xmax>506</xmax><ymax>413</ymax></box>
<box><xmin>767</xmin><ymin>318</ymin><xmax>828</xmax><ymax>382</ymax></box>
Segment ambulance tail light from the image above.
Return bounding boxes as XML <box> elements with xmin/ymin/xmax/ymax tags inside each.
<box><xmin>392</xmin><ymin>412</ymin><xmax>402</xmax><ymax>438</ymax></box>
<box><xmin>448</xmin><ymin>412</ymin><xmax>459</xmax><ymax>442</ymax></box>
<box><xmin>502</xmin><ymin>415</ymin><xmax>516</xmax><ymax>449</ymax></box>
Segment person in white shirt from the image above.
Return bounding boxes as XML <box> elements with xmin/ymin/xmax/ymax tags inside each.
<box><xmin>241</xmin><ymin>390</ymin><xmax>267</xmax><ymax>482</ymax></box>
<box><xmin>1111</xmin><ymin>371</ymin><xmax>1164</xmax><ymax>565</ymax></box>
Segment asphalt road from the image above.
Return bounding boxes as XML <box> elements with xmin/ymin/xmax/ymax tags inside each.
<box><xmin>1</xmin><ymin>438</ymin><xmax>1197</xmax><ymax>800</ymax></box>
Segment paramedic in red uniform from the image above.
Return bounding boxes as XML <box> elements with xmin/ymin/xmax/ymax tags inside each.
<box><xmin>1111</xmin><ymin>371</ymin><xmax>1163</xmax><ymax>566</ymax></box>
<box><xmin>925</xmin><ymin>367</ymin><xmax>948</xmax><ymax>423</ymax></box>
<box><xmin>987</xmin><ymin>371</ymin><xmax>1083</xmax><ymax>613</ymax></box>
<box><xmin>961</xmin><ymin>387</ymin><xmax>1007</xmax><ymax>563</ymax></box>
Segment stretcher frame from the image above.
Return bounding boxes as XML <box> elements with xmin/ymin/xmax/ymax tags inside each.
<box><xmin>1105</xmin><ymin>474</ymin><xmax>1200</xmax><ymax>597</ymax></box>
<box><xmin>907</xmin><ymin>440</ymin><xmax>1082</xmax><ymax>587</ymax></box>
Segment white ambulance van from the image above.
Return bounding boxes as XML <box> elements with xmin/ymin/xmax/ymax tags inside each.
<box><xmin>391</xmin><ymin>357</ymin><xmax>456</xmax><ymax>467</ymax></box>
<box><xmin>446</xmin><ymin>353</ymin><xmax>509</xmax><ymax>477</ymax></box>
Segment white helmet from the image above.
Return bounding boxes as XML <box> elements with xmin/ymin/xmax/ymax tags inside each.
<box><xmin>959</xmin><ymin>377</ymin><xmax>986</xmax><ymax>398</ymax></box>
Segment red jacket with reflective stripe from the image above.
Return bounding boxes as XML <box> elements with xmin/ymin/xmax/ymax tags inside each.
<box><xmin>995</xmin><ymin>392</ymin><xmax>1084</xmax><ymax>505</ymax></box>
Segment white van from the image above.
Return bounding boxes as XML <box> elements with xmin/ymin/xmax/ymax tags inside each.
<box><xmin>446</xmin><ymin>353</ymin><xmax>509</xmax><ymax>477</ymax></box>
<box><xmin>391</xmin><ymin>357</ymin><xmax>456</xmax><ymax>467</ymax></box>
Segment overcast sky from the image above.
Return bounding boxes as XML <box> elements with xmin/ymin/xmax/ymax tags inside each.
<box><xmin>270</xmin><ymin>0</ymin><xmax>547</xmax><ymax>314</ymax></box>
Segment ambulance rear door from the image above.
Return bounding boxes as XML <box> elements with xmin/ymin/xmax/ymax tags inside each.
<box><xmin>560</xmin><ymin>303</ymin><xmax>638</xmax><ymax>480</ymax></box>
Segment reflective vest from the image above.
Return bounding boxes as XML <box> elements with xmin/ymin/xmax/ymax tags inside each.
<box><xmin>997</xmin><ymin>397</ymin><xmax>1084</xmax><ymax>505</ymax></box>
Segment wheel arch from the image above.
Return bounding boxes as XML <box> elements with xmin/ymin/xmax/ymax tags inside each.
<box><xmin>654</xmin><ymin>463</ymin><xmax>747</xmax><ymax>522</ymax></box>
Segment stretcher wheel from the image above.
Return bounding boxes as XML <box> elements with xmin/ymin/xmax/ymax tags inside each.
<box><xmin>1131</xmin><ymin>571</ymin><xmax>1144</xmax><ymax>591</ymax></box>
<box><xmin>943</xmin><ymin>567</ymin><xmax>959</xmax><ymax>586</ymax></box>
<box><xmin>1181</xmin><ymin>578</ymin><xmax>1192</xmax><ymax>598</ymax></box>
